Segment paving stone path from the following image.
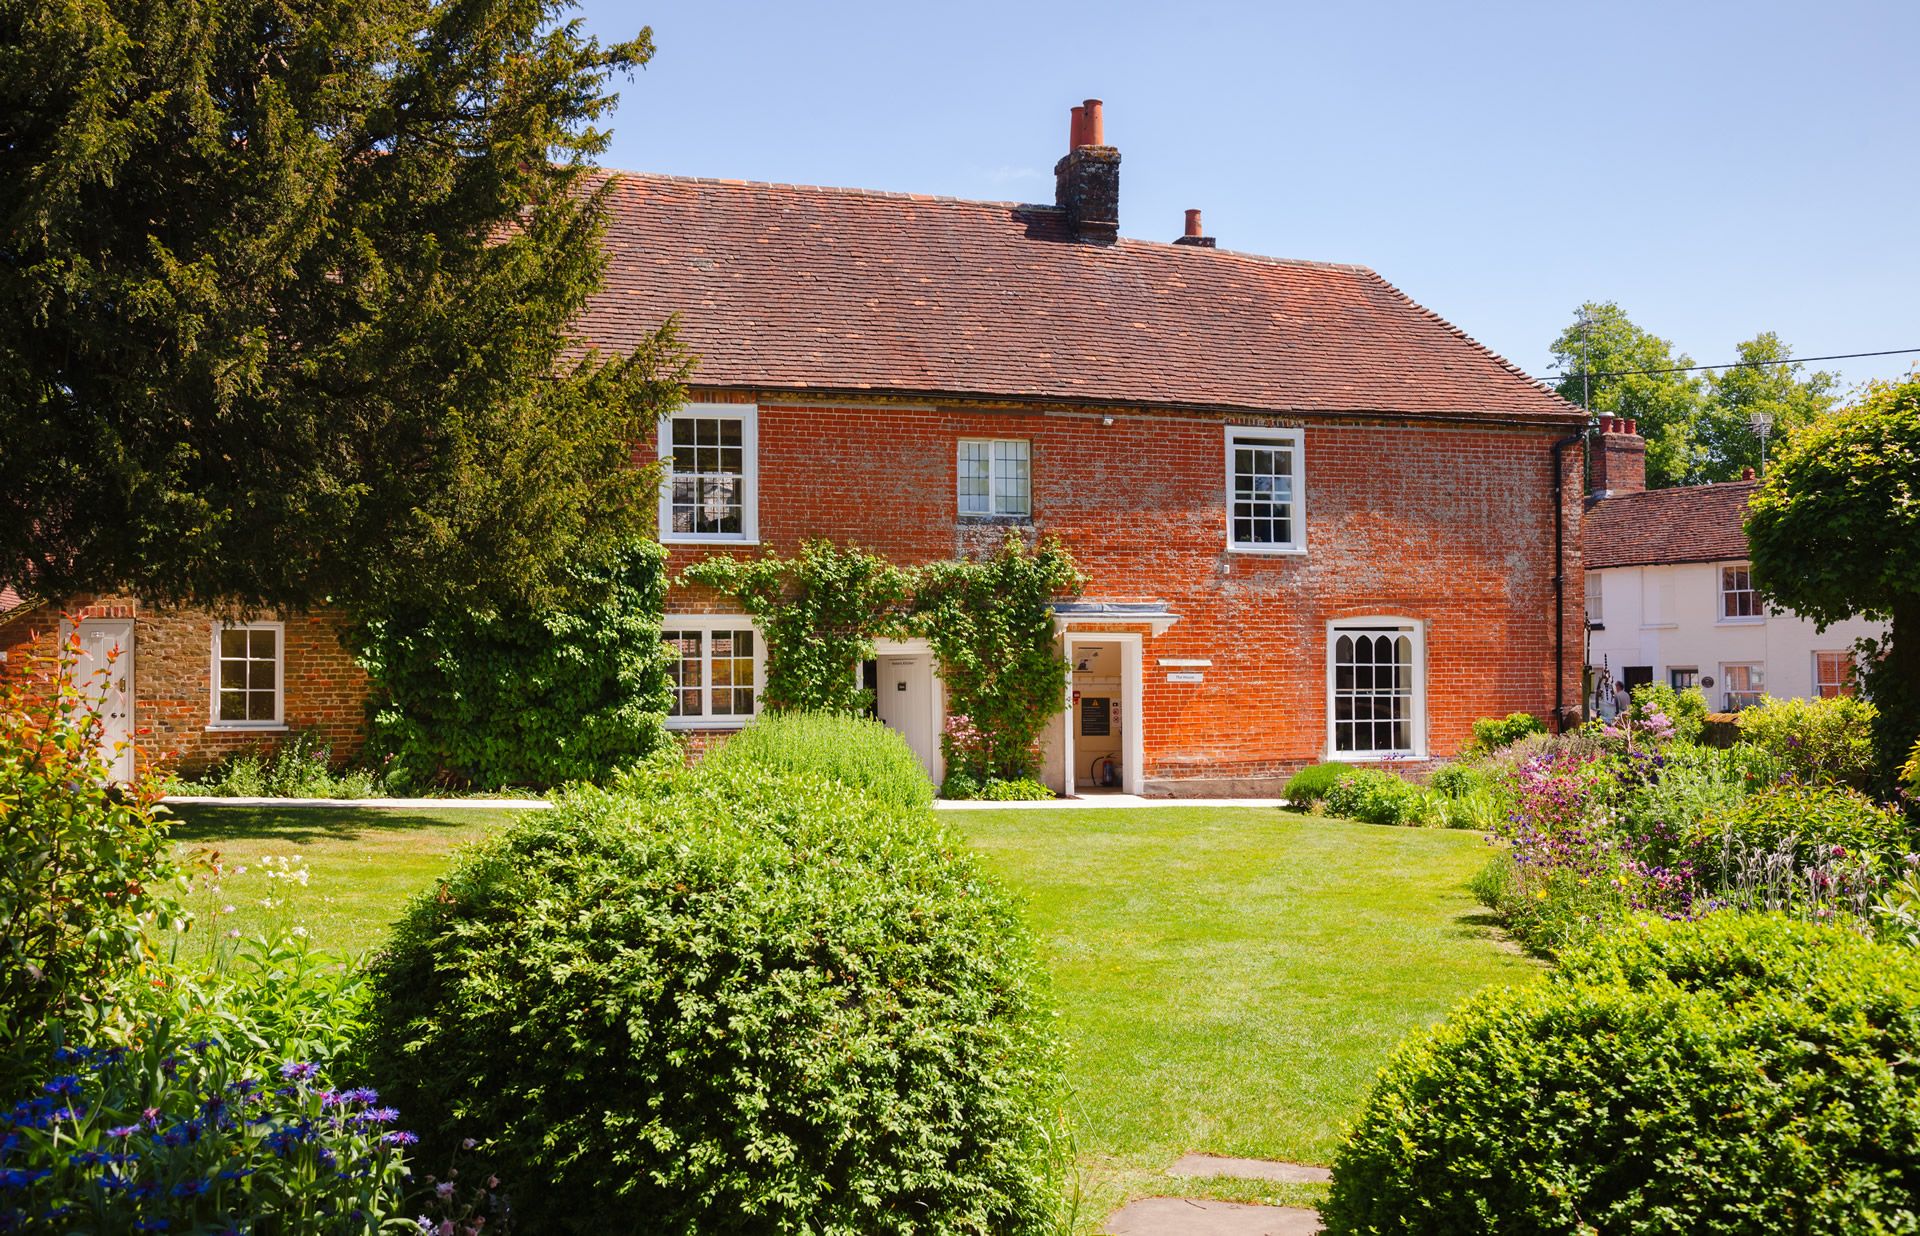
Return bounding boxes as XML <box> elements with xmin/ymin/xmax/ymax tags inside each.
<box><xmin>1102</xmin><ymin>1155</ymin><xmax>1328</xmax><ymax>1235</ymax></box>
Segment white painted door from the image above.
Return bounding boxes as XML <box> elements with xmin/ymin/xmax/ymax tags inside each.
<box><xmin>74</xmin><ymin>620</ymin><xmax>135</xmax><ymax>783</ymax></box>
<box><xmin>875</xmin><ymin>655</ymin><xmax>938</xmax><ymax>780</ymax></box>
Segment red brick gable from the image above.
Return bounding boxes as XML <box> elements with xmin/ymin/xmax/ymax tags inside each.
<box><xmin>1584</xmin><ymin>480</ymin><xmax>1758</xmax><ymax>570</ymax></box>
<box><xmin>579</xmin><ymin>173</ymin><xmax>1579</xmax><ymax>422</ymax></box>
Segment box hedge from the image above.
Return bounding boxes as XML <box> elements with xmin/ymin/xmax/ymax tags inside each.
<box><xmin>1324</xmin><ymin>913</ymin><xmax>1920</xmax><ymax>1235</ymax></box>
<box><xmin>364</xmin><ymin>764</ymin><xmax>1064</xmax><ymax>1234</ymax></box>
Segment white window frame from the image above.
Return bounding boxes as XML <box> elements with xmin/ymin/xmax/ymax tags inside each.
<box><xmin>957</xmin><ymin>438</ymin><xmax>1031</xmax><ymax>517</ymax></box>
<box><xmin>1718</xmin><ymin>562</ymin><xmax>1762</xmax><ymax>623</ymax></box>
<box><xmin>662</xmin><ymin>616</ymin><xmax>764</xmax><ymax>730</ymax></box>
<box><xmin>1720</xmin><ymin>662</ymin><xmax>1765</xmax><ymax>712</ymax></box>
<box><xmin>1326</xmin><ymin>617</ymin><xmax>1426</xmax><ymax>761</ymax></box>
<box><xmin>1813</xmin><ymin>650</ymin><xmax>1854</xmax><ymax>699</ymax></box>
<box><xmin>208</xmin><ymin>621</ymin><xmax>286</xmax><ymax>731</ymax></box>
<box><xmin>1226</xmin><ymin>426</ymin><xmax>1306</xmax><ymax>555</ymax></box>
<box><xmin>658</xmin><ymin>404</ymin><xmax>759</xmax><ymax>545</ymax></box>
<box><xmin>1668</xmin><ymin>667</ymin><xmax>1698</xmax><ymax>691</ymax></box>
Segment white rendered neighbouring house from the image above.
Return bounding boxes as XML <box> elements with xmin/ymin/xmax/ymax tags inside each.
<box><xmin>1581</xmin><ymin>416</ymin><xmax>1886</xmax><ymax>712</ymax></box>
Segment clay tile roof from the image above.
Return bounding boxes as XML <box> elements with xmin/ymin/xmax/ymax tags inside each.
<box><xmin>0</xmin><ymin>585</ymin><xmax>21</xmax><ymax>615</ymax></box>
<box><xmin>1583</xmin><ymin>480</ymin><xmax>1759</xmax><ymax>570</ymax></box>
<box><xmin>576</xmin><ymin>173</ymin><xmax>1580</xmax><ymax>421</ymax></box>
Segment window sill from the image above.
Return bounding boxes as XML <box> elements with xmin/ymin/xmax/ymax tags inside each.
<box><xmin>1715</xmin><ymin>617</ymin><xmax>1765</xmax><ymax>626</ymax></box>
<box><xmin>665</xmin><ymin>716</ymin><xmax>754</xmax><ymax>732</ymax></box>
<box><xmin>1325</xmin><ymin>750</ymin><xmax>1426</xmax><ymax>764</ymax></box>
<box><xmin>206</xmin><ymin>722</ymin><xmax>288</xmax><ymax>734</ymax></box>
<box><xmin>957</xmin><ymin>514</ymin><xmax>1033</xmax><ymax>526</ymax></box>
<box><xmin>662</xmin><ymin>536</ymin><xmax>760</xmax><ymax>548</ymax></box>
<box><xmin>1227</xmin><ymin>544</ymin><xmax>1308</xmax><ymax>557</ymax></box>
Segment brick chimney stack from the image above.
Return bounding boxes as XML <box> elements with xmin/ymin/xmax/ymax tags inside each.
<box><xmin>1055</xmin><ymin>98</ymin><xmax>1120</xmax><ymax>245</ymax></box>
<box><xmin>1173</xmin><ymin>208</ymin><xmax>1216</xmax><ymax>248</ymax></box>
<box><xmin>1589</xmin><ymin>415</ymin><xmax>1647</xmax><ymax>498</ymax></box>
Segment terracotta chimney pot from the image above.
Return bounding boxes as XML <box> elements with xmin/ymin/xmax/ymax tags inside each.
<box><xmin>1069</xmin><ymin>105</ymin><xmax>1086</xmax><ymax>150</ymax></box>
<box><xmin>1184</xmin><ymin>209</ymin><xmax>1203</xmax><ymax>237</ymax></box>
<box><xmin>1083</xmin><ymin>98</ymin><xmax>1104</xmax><ymax>146</ymax></box>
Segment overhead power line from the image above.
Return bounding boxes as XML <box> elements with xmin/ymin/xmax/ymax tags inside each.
<box><xmin>1545</xmin><ymin>345</ymin><xmax>1920</xmax><ymax>383</ymax></box>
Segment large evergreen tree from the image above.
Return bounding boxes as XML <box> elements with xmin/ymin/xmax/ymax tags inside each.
<box><xmin>0</xmin><ymin>0</ymin><xmax>689</xmax><ymax>613</ymax></box>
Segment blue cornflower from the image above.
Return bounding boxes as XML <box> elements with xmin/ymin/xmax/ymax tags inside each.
<box><xmin>216</xmin><ymin>1169</ymin><xmax>254</xmax><ymax>1182</ymax></box>
<box><xmin>354</xmin><ymin>1107</ymin><xmax>400</xmax><ymax>1127</ymax></box>
<box><xmin>40</xmin><ymin>1076</ymin><xmax>81</xmax><ymax>1098</ymax></box>
<box><xmin>382</xmin><ymin>1131</ymin><xmax>419</xmax><ymax>1147</ymax></box>
<box><xmin>278</xmin><ymin>1062</ymin><xmax>320</xmax><ymax>1083</ymax></box>
<box><xmin>106</xmin><ymin>1125</ymin><xmax>140</xmax><ymax>1139</ymax></box>
<box><xmin>0</xmin><ymin>1168</ymin><xmax>52</xmax><ymax>1190</ymax></box>
<box><xmin>169</xmin><ymin>1178</ymin><xmax>212</xmax><ymax>1199</ymax></box>
<box><xmin>344</xmin><ymin>1088</ymin><xmax>379</xmax><ymax>1105</ymax></box>
<box><xmin>133</xmin><ymin>1219</ymin><xmax>169</xmax><ymax>1232</ymax></box>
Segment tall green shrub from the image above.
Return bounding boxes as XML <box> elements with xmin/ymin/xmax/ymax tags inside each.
<box><xmin>1326</xmin><ymin>914</ymin><xmax>1920</xmax><ymax>1235</ymax></box>
<box><xmin>1</xmin><ymin>628</ymin><xmax>194</xmax><ymax>1092</ymax></box>
<box><xmin>1629</xmin><ymin>682</ymin><xmax>1711</xmax><ymax>743</ymax></box>
<box><xmin>351</xmin><ymin>537</ymin><xmax>672</xmax><ymax>789</ymax></box>
<box><xmin>366</xmin><ymin>769</ymin><xmax>1065</xmax><ymax>1234</ymax></box>
<box><xmin>680</xmin><ymin>540</ymin><xmax>910</xmax><ymax>713</ymax></box>
<box><xmin>913</xmin><ymin>535</ymin><xmax>1083</xmax><ymax>781</ymax></box>
<box><xmin>701</xmin><ymin>711</ymin><xmax>934</xmax><ymax>810</ymax></box>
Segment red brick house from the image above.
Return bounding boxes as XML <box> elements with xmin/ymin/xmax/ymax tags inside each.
<box><xmin>3</xmin><ymin>100</ymin><xmax>1586</xmax><ymax>793</ymax></box>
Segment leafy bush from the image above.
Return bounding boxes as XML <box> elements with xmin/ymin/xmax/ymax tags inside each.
<box><xmin>1440</xmin><ymin>786</ymin><xmax>1509</xmax><ymax>832</ymax></box>
<box><xmin>351</xmin><ymin>535</ymin><xmax>673</xmax><ymax>790</ymax></box>
<box><xmin>1323</xmin><ymin>769</ymin><xmax>1444</xmax><ymax>828</ymax></box>
<box><xmin>1610</xmin><ymin>743</ymin><xmax>1763</xmax><ymax>841</ymax></box>
<box><xmin>1630</xmin><ymin>682</ymin><xmax>1711</xmax><ymax>744</ymax></box>
<box><xmin>2</xmin><ymin>629</ymin><xmax>194</xmax><ymax>1092</ymax></box>
<box><xmin>1425</xmin><ymin>762</ymin><xmax>1485</xmax><ymax>799</ymax></box>
<box><xmin>702</xmin><ymin>710</ymin><xmax>934</xmax><ymax>810</ymax></box>
<box><xmin>1735</xmin><ymin>693</ymin><xmax>1879</xmax><ymax>787</ymax></box>
<box><xmin>977</xmin><ymin>776</ymin><xmax>1054</xmax><ymax>801</ymax></box>
<box><xmin>1694</xmin><ymin>783</ymin><xmax>1912</xmax><ymax>885</ymax></box>
<box><xmin>1467</xmin><ymin>711</ymin><xmax>1544</xmax><ymax>754</ymax></box>
<box><xmin>366</xmin><ymin>767</ymin><xmax>1065</xmax><ymax>1234</ymax></box>
<box><xmin>182</xmin><ymin>731</ymin><xmax>378</xmax><ymax>799</ymax></box>
<box><xmin>1325</xmin><ymin>914</ymin><xmax>1920</xmax><ymax>1235</ymax></box>
<box><xmin>1282</xmin><ymin>762</ymin><xmax>1349</xmax><ymax>809</ymax></box>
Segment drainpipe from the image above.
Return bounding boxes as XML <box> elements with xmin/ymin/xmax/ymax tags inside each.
<box><xmin>1551</xmin><ymin>431</ymin><xmax>1586</xmax><ymax>732</ymax></box>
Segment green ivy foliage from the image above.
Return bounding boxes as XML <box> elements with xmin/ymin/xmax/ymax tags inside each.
<box><xmin>365</xmin><ymin>766</ymin><xmax>1066</xmax><ymax>1234</ymax></box>
<box><xmin>350</xmin><ymin>538</ymin><xmax>673</xmax><ymax>790</ymax></box>
<box><xmin>1325</xmin><ymin>914</ymin><xmax>1920</xmax><ymax>1235</ymax></box>
<box><xmin>681</xmin><ymin>541</ymin><xmax>910</xmax><ymax>714</ymax></box>
<box><xmin>913</xmin><ymin>536</ymin><xmax>1085</xmax><ymax>782</ymax></box>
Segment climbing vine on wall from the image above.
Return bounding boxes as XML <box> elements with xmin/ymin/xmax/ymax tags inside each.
<box><xmin>679</xmin><ymin>534</ymin><xmax>1085</xmax><ymax>780</ymax></box>
<box><xmin>910</xmin><ymin>535</ymin><xmax>1084</xmax><ymax>781</ymax></box>
<box><xmin>680</xmin><ymin>540</ymin><xmax>910</xmax><ymax>714</ymax></box>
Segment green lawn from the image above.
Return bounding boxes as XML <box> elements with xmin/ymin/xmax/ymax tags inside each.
<box><xmin>956</xmin><ymin>806</ymin><xmax>1541</xmax><ymax>1218</ymax></box>
<box><xmin>166</xmin><ymin>801</ymin><xmax>1538</xmax><ymax>1223</ymax></box>
<box><xmin>165</xmin><ymin>803</ymin><xmax>519</xmax><ymax>954</ymax></box>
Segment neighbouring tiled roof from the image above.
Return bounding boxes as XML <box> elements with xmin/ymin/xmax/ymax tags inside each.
<box><xmin>0</xmin><ymin>585</ymin><xmax>21</xmax><ymax>615</ymax></box>
<box><xmin>1584</xmin><ymin>480</ymin><xmax>1758</xmax><ymax>570</ymax></box>
<box><xmin>578</xmin><ymin>173</ymin><xmax>1580</xmax><ymax>421</ymax></box>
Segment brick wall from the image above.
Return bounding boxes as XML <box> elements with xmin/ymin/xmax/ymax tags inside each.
<box><xmin>665</xmin><ymin>394</ymin><xmax>1584</xmax><ymax>788</ymax></box>
<box><xmin>0</xmin><ymin>597</ymin><xmax>370</xmax><ymax>776</ymax></box>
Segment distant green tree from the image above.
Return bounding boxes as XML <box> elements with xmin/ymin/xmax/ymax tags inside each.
<box><xmin>1746</xmin><ymin>377</ymin><xmax>1920</xmax><ymax>788</ymax></box>
<box><xmin>1550</xmin><ymin>302</ymin><xmax>1704</xmax><ymax>488</ymax></box>
<box><xmin>1699</xmin><ymin>332</ymin><xmax>1839</xmax><ymax>481</ymax></box>
<box><xmin>0</xmin><ymin>0</ymin><xmax>689</xmax><ymax>614</ymax></box>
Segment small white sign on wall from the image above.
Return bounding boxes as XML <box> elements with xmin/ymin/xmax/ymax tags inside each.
<box><xmin>1166</xmin><ymin>671</ymin><xmax>1204</xmax><ymax>684</ymax></box>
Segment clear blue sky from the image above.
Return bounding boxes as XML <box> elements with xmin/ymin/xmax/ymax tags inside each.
<box><xmin>576</xmin><ymin>0</ymin><xmax>1918</xmax><ymax>393</ymax></box>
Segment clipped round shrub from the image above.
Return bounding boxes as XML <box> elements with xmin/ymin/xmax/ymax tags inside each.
<box><xmin>1694</xmin><ymin>782</ymin><xmax>1912</xmax><ymax>878</ymax></box>
<box><xmin>365</xmin><ymin>766</ymin><xmax>1064</xmax><ymax>1234</ymax></box>
<box><xmin>700</xmin><ymin>709</ymin><xmax>935</xmax><ymax>810</ymax></box>
<box><xmin>1282</xmin><ymin>762</ymin><xmax>1349</xmax><ymax>809</ymax></box>
<box><xmin>1325</xmin><ymin>914</ymin><xmax>1920</xmax><ymax>1235</ymax></box>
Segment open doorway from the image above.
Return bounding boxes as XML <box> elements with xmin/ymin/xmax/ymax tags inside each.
<box><xmin>1063</xmin><ymin>634</ymin><xmax>1143</xmax><ymax>796</ymax></box>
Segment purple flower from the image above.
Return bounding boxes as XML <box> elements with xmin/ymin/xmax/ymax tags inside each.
<box><xmin>383</xmin><ymin>1131</ymin><xmax>419</xmax><ymax>1147</ymax></box>
<box><xmin>279</xmin><ymin>1061</ymin><xmax>320</xmax><ymax>1082</ymax></box>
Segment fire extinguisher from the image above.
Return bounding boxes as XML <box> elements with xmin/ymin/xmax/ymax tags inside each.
<box><xmin>1098</xmin><ymin>757</ymin><xmax>1119</xmax><ymax>789</ymax></box>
